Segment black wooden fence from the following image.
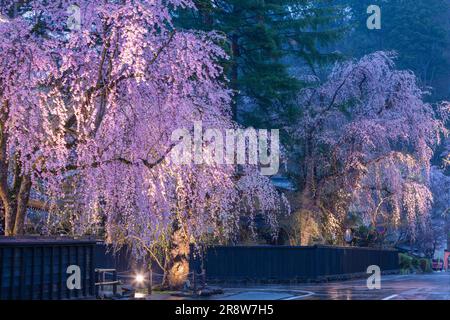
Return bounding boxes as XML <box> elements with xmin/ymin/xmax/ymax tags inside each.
<box><xmin>0</xmin><ymin>237</ymin><xmax>96</xmax><ymax>300</ymax></box>
<box><xmin>194</xmin><ymin>245</ymin><xmax>399</xmax><ymax>282</ymax></box>
<box><xmin>0</xmin><ymin>240</ymin><xmax>400</xmax><ymax>299</ymax></box>
<box><xmin>94</xmin><ymin>242</ymin><xmax>135</xmax><ymax>273</ymax></box>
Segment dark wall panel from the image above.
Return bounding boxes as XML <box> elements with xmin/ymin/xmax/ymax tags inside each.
<box><xmin>0</xmin><ymin>238</ymin><xmax>96</xmax><ymax>300</ymax></box>
<box><xmin>199</xmin><ymin>245</ymin><xmax>399</xmax><ymax>281</ymax></box>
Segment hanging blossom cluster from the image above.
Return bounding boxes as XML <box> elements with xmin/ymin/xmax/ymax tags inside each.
<box><xmin>292</xmin><ymin>52</ymin><xmax>447</xmax><ymax>240</ymax></box>
<box><xmin>0</xmin><ymin>0</ymin><xmax>287</xmax><ymax>249</ymax></box>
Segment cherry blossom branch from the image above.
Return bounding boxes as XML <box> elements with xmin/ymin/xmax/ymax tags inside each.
<box><xmin>46</xmin><ymin>143</ymin><xmax>176</xmax><ymax>174</ymax></box>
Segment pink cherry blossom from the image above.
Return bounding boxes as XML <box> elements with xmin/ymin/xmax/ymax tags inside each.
<box><xmin>292</xmin><ymin>52</ymin><xmax>447</xmax><ymax>242</ymax></box>
<box><xmin>0</xmin><ymin>0</ymin><xmax>287</xmax><ymax>263</ymax></box>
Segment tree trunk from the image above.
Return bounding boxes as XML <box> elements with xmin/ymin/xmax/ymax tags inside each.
<box><xmin>2</xmin><ymin>178</ymin><xmax>32</xmax><ymax>236</ymax></box>
<box><xmin>13</xmin><ymin>175</ymin><xmax>31</xmax><ymax>235</ymax></box>
<box><xmin>0</xmin><ymin>100</ymin><xmax>33</xmax><ymax>236</ymax></box>
<box><xmin>4</xmin><ymin>202</ymin><xmax>15</xmax><ymax>236</ymax></box>
<box><xmin>0</xmin><ymin>105</ymin><xmax>14</xmax><ymax>236</ymax></box>
<box><xmin>164</xmin><ymin>217</ymin><xmax>190</xmax><ymax>290</ymax></box>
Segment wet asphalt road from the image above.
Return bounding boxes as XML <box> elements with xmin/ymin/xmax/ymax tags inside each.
<box><xmin>214</xmin><ymin>272</ymin><xmax>450</xmax><ymax>300</ymax></box>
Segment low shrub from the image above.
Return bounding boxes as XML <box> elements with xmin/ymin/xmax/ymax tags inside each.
<box><xmin>419</xmin><ymin>258</ymin><xmax>432</xmax><ymax>273</ymax></box>
<box><xmin>399</xmin><ymin>253</ymin><xmax>413</xmax><ymax>270</ymax></box>
<box><xmin>398</xmin><ymin>253</ymin><xmax>432</xmax><ymax>273</ymax></box>
<box><xmin>411</xmin><ymin>257</ymin><xmax>419</xmax><ymax>268</ymax></box>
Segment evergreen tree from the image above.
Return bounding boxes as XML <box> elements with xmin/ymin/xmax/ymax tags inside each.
<box><xmin>337</xmin><ymin>0</ymin><xmax>450</xmax><ymax>101</ymax></box>
<box><xmin>177</xmin><ymin>0</ymin><xmax>346</xmax><ymax>127</ymax></box>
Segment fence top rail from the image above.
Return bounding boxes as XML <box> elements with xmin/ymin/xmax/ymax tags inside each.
<box><xmin>208</xmin><ymin>245</ymin><xmax>398</xmax><ymax>252</ymax></box>
<box><xmin>0</xmin><ymin>236</ymin><xmax>97</xmax><ymax>246</ymax></box>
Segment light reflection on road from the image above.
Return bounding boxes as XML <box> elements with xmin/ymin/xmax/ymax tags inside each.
<box><xmin>213</xmin><ymin>273</ymin><xmax>450</xmax><ymax>300</ymax></box>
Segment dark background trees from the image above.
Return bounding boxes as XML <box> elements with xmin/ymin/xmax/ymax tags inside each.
<box><xmin>177</xmin><ymin>0</ymin><xmax>346</xmax><ymax>127</ymax></box>
<box><xmin>336</xmin><ymin>0</ymin><xmax>450</xmax><ymax>102</ymax></box>
<box><xmin>174</xmin><ymin>0</ymin><xmax>450</xmax><ymax>255</ymax></box>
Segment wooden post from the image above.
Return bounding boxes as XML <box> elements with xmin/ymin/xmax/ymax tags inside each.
<box><xmin>193</xmin><ymin>271</ymin><xmax>197</xmax><ymax>293</ymax></box>
<box><xmin>147</xmin><ymin>259</ymin><xmax>153</xmax><ymax>296</ymax></box>
<box><xmin>112</xmin><ymin>270</ymin><xmax>118</xmax><ymax>296</ymax></box>
<box><xmin>102</xmin><ymin>270</ymin><xmax>106</xmax><ymax>294</ymax></box>
<box><xmin>202</xmin><ymin>268</ymin><xmax>206</xmax><ymax>289</ymax></box>
<box><xmin>95</xmin><ymin>270</ymin><xmax>99</xmax><ymax>297</ymax></box>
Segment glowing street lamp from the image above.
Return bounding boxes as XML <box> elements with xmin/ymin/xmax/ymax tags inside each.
<box><xmin>133</xmin><ymin>272</ymin><xmax>147</xmax><ymax>299</ymax></box>
<box><xmin>135</xmin><ymin>273</ymin><xmax>145</xmax><ymax>285</ymax></box>
<box><xmin>133</xmin><ymin>269</ymin><xmax>153</xmax><ymax>297</ymax></box>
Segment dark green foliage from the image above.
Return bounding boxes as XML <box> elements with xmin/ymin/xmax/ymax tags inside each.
<box><xmin>337</xmin><ymin>0</ymin><xmax>450</xmax><ymax>101</ymax></box>
<box><xmin>399</xmin><ymin>253</ymin><xmax>413</xmax><ymax>270</ymax></box>
<box><xmin>399</xmin><ymin>253</ymin><xmax>433</xmax><ymax>274</ymax></box>
<box><xmin>177</xmin><ymin>0</ymin><xmax>346</xmax><ymax>126</ymax></box>
<box><xmin>419</xmin><ymin>258</ymin><xmax>432</xmax><ymax>273</ymax></box>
